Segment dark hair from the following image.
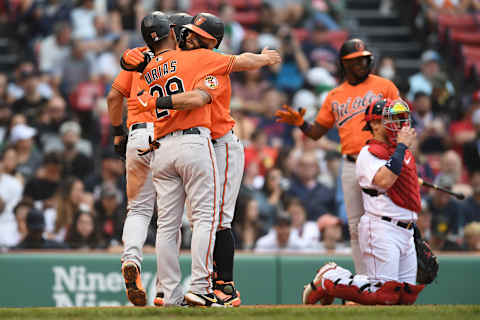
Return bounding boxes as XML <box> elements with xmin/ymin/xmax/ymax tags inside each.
<box><xmin>65</xmin><ymin>210</ymin><xmax>100</xmax><ymax>249</ymax></box>
<box><xmin>414</xmin><ymin>91</ymin><xmax>429</xmax><ymax>100</ymax></box>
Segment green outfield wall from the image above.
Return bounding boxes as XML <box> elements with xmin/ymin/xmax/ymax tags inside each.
<box><xmin>0</xmin><ymin>253</ymin><xmax>478</xmax><ymax>307</ymax></box>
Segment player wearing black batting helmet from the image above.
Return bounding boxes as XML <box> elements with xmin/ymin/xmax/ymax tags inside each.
<box><xmin>180</xmin><ymin>12</ymin><xmax>224</xmax><ymax>49</ymax></box>
<box><xmin>141</xmin><ymin>11</ymin><xmax>172</xmax><ymax>51</ymax></box>
<box><xmin>169</xmin><ymin>12</ymin><xmax>193</xmax><ymax>43</ymax></box>
<box><xmin>339</xmin><ymin>38</ymin><xmax>374</xmax><ymax>84</ymax></box>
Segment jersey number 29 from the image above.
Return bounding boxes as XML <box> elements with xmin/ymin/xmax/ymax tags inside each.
<box><xmin>149</xmin><ymin>76</ymin><xmax>185</xmax><ymax>119</ymax></box>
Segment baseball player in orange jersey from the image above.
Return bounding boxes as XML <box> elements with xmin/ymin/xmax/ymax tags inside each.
<box><xmin>276</xmin><ymin>39</ymin><xmax>400</xmax><ymax>292</ymax></box>
<box><xmin>123</xmin><ymin>12</ymin><xmax>280</xmax><ymax>307</ymax></box>
<box><xmin>108</xmin><ymin>13</ymin><xmax>191</xmax><ymax>307</ymax></box>
<box><xmin>300</xmin><ymin>99</ymin><xmax>425</xmax><ymax>306</ymax></box>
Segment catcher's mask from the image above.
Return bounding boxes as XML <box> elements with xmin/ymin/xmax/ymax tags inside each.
<box><xmin>180</xmin><ymin>12</ymin><xmax>224</xmax><ymax>49</ymax></box>
<box><xmin>141</xmin><ymin>11</ymin><xmax>174</xmax><ymax>51</ymax></box>
<box><xmin>383</xmin><ymin>99</ymin><xmax>411</xmax><ymax>142</ymax></box>
<box><xmin>339</xmin><ymin>38</ymin><xmax>374</xmax><ymax>79</ymax></box>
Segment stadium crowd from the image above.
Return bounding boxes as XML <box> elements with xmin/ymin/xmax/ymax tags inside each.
<box><xmin>0</xmin><ymin>0</ymin><xmax>479</xmax><ymax>253</ymax></box>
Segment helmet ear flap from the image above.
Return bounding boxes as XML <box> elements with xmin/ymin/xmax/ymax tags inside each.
<box><xmin>179</xmin><ymin>27</ymin><xmax>189</xmax><ymax>49</ymax></box>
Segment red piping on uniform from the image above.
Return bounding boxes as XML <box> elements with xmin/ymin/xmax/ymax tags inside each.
<box><xmin>205</xmin><ymin>139</ymin><xmax>217</xmax><ymax>292</ymax></box>
<box><xmin>219</xmin><ymin>143</ymin><xmax>229</xmax><ymax>228</ymax></box>
<box><xmin>368</xmin><ymin>217</ymin><xmax>377</xmax><ymax>279</ymax></box>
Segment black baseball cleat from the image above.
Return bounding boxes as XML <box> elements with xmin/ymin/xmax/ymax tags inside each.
<box><xmin>214</xmin><ymin>281</ymin><xmax>241</xmax><ymax>307</ymax></box>
<box><xmin>184</xmin><ymin>292</ymin><xmax>226</xmax><ymax>307</ymax></box>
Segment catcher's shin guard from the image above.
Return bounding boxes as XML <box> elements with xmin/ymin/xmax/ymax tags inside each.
<box><xmin>323</xmin><ymin>280</ymin><xmax>402</xmax><ymax>305</ymax></box>
<box><xmin>399</xmin><ymin>283</ymin><xmax>425</xmax><ymax>305</ymax></box>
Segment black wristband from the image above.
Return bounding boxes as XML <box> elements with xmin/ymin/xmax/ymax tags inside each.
<box><xmin>112</xmin><ymin>125</ymin><xmax>125</xmax><ymax>137</ymax></box>
<box><xmin>156</xmin><ymin>95</ymin><xmax>174</xmax><ymax>110</ymax></box>
<box><xmin>385</xmin><ymin>143</ymin><xmax>408</xmax><ymax>176</ymax></box>
<box><xmin>299</xmin><ymin>121</ymin><xmax>311</xmax><ymax>133</ymax></box>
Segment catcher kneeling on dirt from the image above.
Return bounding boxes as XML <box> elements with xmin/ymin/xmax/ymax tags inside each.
<box><xmin>302</xmin><ymin>98</ymin><xmax>438</xmax><ymax>305</ymax></box>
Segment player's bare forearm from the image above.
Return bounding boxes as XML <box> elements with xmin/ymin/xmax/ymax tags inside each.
<box><xmin>232</xmin><ymin>53</ymin><xmax>269</xmax><ymax>71</ymax></box>
<box><xmin>170</xmin><ymin>89</ymin><xmax>212</xmax><ymax>110</ymax></box>
<box><xmin>232</xmin><ymin>47</ymin><xmax>281</xmax><ymax>71</ymax></box>
<box><xmin>301</xmin><ymin>122</ymin><xmax>329</xmax><ymax>141</ymax></box>
<box><xmin>107</xmin><ymin>88</ymin><xmax>125</xmax><ymax>126</ymax></box>
<box><xmin>373</xmin><ymin>166</ymin><xmax>398</xmax><ymax>189</ymax></box>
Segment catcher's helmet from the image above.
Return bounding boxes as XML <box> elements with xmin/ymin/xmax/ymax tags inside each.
<box><xmin>182</xmin><ymin>12</ymin><xmax>224</xmax><ymax>48</ymax></box>
<box><xmin>363</xmin><ymin>98</ymin><xmax>389</xmax><ymax>131</ymax></box>
<box><xmin>340</xmin><ymin>38</ymin><xmax>373</xmax><ymax>60</ymax></box>
<box><xmin>141</xmin><ymin>11</ymin><xmax>172</xmax><ymax>50</ymax></box>
<box><xmin>169</xmin><ymin>12</ymin><xmax>193</xmax><ymax>42</ymax></box>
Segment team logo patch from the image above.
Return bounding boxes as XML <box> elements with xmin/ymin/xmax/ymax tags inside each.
<box><xmin>194</xmin><ymin>16</ymin><xmax>206</xmax><ymax>25</ymax></box>
<box><xmin>355</xmin><ymin>40</ymin><xmax>364</xmax><ymax>51</ymax></box>
<box><xmin>205</xmin><ymin>75</ymin><xmax>218</xmax><ymax>89</ymax></box>
<box><xmin>151</xmin><ymin>32</ymin><xmax>158</xmax><ymax>41</ymax></box>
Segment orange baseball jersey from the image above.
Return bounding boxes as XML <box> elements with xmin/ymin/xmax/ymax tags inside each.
<box><xmin>139</xmin><ymin>48</ymin><xmax>236</xmax><ymax>139</ymax></box>
<box><xmin>194</xmin><ymin>73</ymin><xmax>235</xmax><ymax>140</ymax></box>
<box><xmin>112</xmin><ymin>70</ymin><xmax>155</xmax><ymax>129</ymax></box>
<box><xmin>315</xmin><ymin>74</ymin><xmax>399</xmax><ymax>155</ymax></box>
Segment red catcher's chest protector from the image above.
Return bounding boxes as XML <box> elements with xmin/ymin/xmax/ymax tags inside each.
<box><xmin>367</xmin><ymin>139</ymin><xmax>421</xmax><ymax>213</ymax></box>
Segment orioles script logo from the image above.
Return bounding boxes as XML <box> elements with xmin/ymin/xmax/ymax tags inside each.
<box><xmin>331</xmin><ymin>91</ymin><xmax>383</xmax><ymax>127</ymax></box>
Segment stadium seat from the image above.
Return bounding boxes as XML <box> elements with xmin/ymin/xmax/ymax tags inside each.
<box><xmin>231</xmin><ymin>0</ymin><xmax>262</xmax><ymax>10</ymax></box>
<box><xmin>234</xmin><ymin>11</ymin><xmax>259</xmax><ymax>26</ymax></box>
<box><xmin>437</xmin><ymin>14</ymin><xmax>478</xmax><ymax>43</ymax></box>
<box><xmin>324</xmin><ymin>30</ymin><xmax>349</xmax><ymax>51</ymax></box>
<box><xmin>451</xmin><ymin>30</ymin><xmax>480</xmax><ymax>46</ymax></box>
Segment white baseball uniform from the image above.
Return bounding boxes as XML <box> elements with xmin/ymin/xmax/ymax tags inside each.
<box><xmin>356</xmin><ymin>145</ymin><xmax>417</xmax><ymax>284</ymax></box>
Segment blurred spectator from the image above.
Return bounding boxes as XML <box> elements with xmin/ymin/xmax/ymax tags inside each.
<box><xmin>430</xmin><ymin>72</ymin><xmax>455</xmax><ymax>116</ymax></box>
<box><xmin>254</xmin><ymin>167</ymin><xmax>287</xmax><ymax>233</ymax></box>
<box><xmin>448</xmin><ymin>90</ymin><xmax>480</xmax><ymax>156</ymax></box>
<box><xmin>463</xmin><ymin>109</ymin><xmax>480</xmax><ymax>174</ymax></box>
<box><xmin>420</xmin><ymin>0</ymin><xmax>470</xmax><ymax>38</ymax></box>
<box><xmin>417</xmin><ymin>199</ymin><xmax>433</xmax><ymax>241</ymax></box>
<box><xmin>254</xmin><ymin>214</ymin><xmax>304</xmax><ymax>253</ymax></box>
<box><xmin>0</xmin><ymin>151</ymin><xmax>24</xmax><ymax>247</ymax></box>
<box><xmin>462</xmin><ymin>170</ymin><xmax>480</xmax><ymax>224</ymax></box>
<box><xmin>109</xmin><ymin>0</ymin><xmax>144</xmax><ymax>34</ymax></box>
<box><xmin>14</xmin><ymin>208</ymin><xmax>68</xmax><ymax>250</ymax></box>
<box><xmin>302</xmin><ymin>23</ymin><xmax>338</xmax><ymax>69</ymax></box>
<box><xmin>94</xmin><ymin>184</ymin><xmax>124</xmax><ymax>247</ymax></box>
<box><xmin>0</xmin><ymin>146</ymin><xmax>23</xmax><ymax>185</ymax></box>
<box><xmin>34</xmin><ymin>0</ymin><xmax>73</xmax><ymax>36</ymax></box>
<box><xmin>38</xmin><ymin>21</ymin><xmax>72</xmax><ymax>75</ymax></box>
<box><xmin>463</xmin><ymin>222</ymin><xmax>480</xmax><ymax>251</ymax></box>
<box><xmin>374</xmin><ymin>55</ymin><xmax>397</xmax><ymax>81</ymax></box>
<box><xmin>272</xmin><ymin>27</ymin><xmax>310</xmax><ymax>96</ymax></box>
<box><xmin>253</xmin><ymin>2</ymin><xmax>279</xmax><ymax>35</ymax></box>
<box><xmin>9</xmin><ymin>123</ymin><xmax>43</xmax><ymax>180</ymax></box>
<box><xmin>57</xmin><ymin>121</ymin><xmax>94</xmax><ymax>179</ymax></box>
<box><xmin>12</xmin><ymin>200</ymin><xmax>34</xmax><ymax>246</ymax></box>
<box><xmin>231</xmin><ymin>69</ymin><xmax>271</xmax><ymax>113</ymax></box>
<box><xmin>57</xmin><ymin>40</ymin><xmax>94</xmax><ymax>96</ymax></box>
<box><xmin>439</xmin><ymin>150</ymin><xmax>471</xmax><ymax>195</ymax></box>
<box><xmin>427</xmin><ymin>174</ymin><xmax>464</xmax><ymax>241</ymax></box>
<box><xmin>234</xmin><ymin>197</ymin><xmax>263</xmax><ymax>250</ymax></box>
<box><xmin>316</xmin><ymin>214</ymin><xmax>350</xmax><ymax>254</ymax></box>
<box><xmin>71</xmin><ymin>0</ymin><xmax>97</xmax><ymax>40</ymax></box>
<box><xmin>66</xmin><ymin>210</ymin><xmax>101</xmax><ymax>250</ymax></box>
<box><xmin>0</xmin><ymin>72</ymin><xmax>9</xmax><ymax>104</ymax></box>
<box><xmin>218</xmin><ymin>3</ymin><xmax>245</xmax><ymax>54</ymax></box>
<box><xmin>84</xmin><ymin>149</ymin><xmax>126</xmax><ymax>197</ymax></box>
<box><xmin>51</xmin><ymin>177</ymin><xmax>85</xmax><ymax>242</ymax></box>
<box><xmin>257</xmin><ymin>87</ymin><xmax>291</xmax><ymax>147</ymax></box>
<box><xmin>287</xmin><ymin>152</ymin><xmax>336</xmax><ymax>221</ymax></box>
<box><xmin>7</xmin><ymin>61</ymin><xmax>52</xmax><ymax>103</ymax></box>
<box><xmin>244</xmin><ymin>129</ymin><xmax>279</xmax><ymax>178</ymax></box>
<box><xmin>37</xmin><ymin>95</ymin><xmax>69</xmax><ymax>149</ymax></box>
<box><xmin>408</xmin><ymin>50</ymin><xmax>454</xmax><ymax>101</ymax></box>
<box><xmin>11</xmin><ymin>70</ymin><xmax>50</xmax><ymax>123</ymax></box>
<box><xmin>285</xmin><ymin>197</ymin><xmax>320</xmax><ymax>249</ymax></box>
<box><xmin>22</xmin><ymin>151</ymin><xmax>61</xmax><ymax>203</ymax></box>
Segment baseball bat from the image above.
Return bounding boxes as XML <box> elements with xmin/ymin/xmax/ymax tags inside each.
<box><xmin>418</xmin><ymin>178</ymin><xmax>465</xmax><ymax>200</ymax></box>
